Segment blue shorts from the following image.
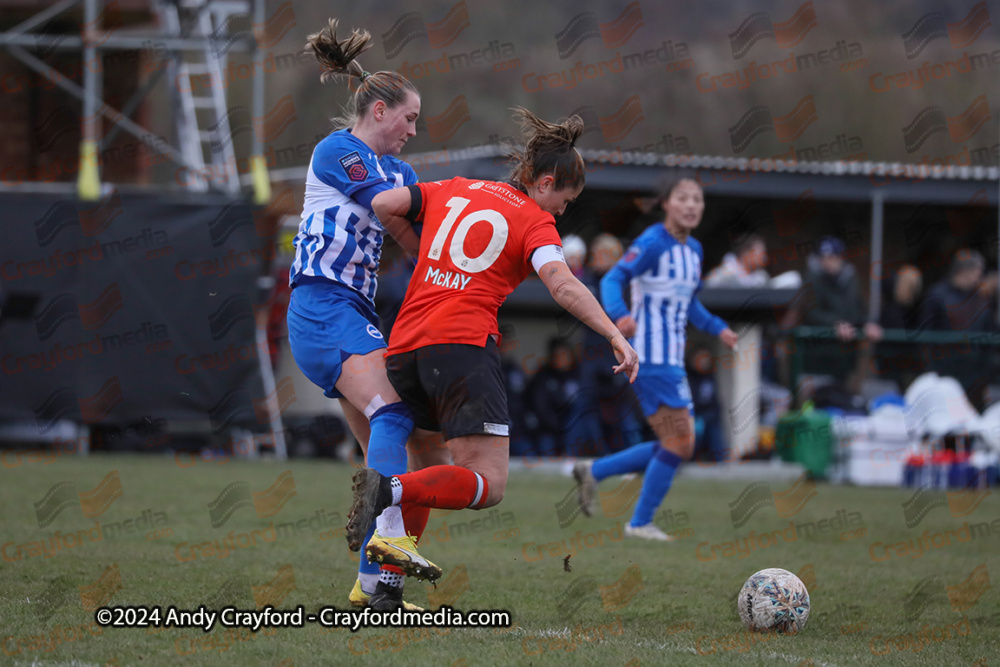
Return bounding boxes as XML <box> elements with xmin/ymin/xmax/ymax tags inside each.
<box><xmin>634</xmin><ymin>368</ymin><xmax>693</xmax><ymax>417</ymax></box>
<box><xmin>286</xmin><ymin>282</ymin><xmax>386</xmax><ymax>399</ymax></box>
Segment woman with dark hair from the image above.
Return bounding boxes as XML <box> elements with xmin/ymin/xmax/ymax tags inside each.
<box><xmin>345</xmin><ymin>109</ymin><xmax>639</xmax><ymax>594</ymax></box>
<box><xmin>285</xmin><ymin>19</ymin><xmax>443</xmax><ymax>612</ymax></box>
<box><xmin>572</xmin><ymin>177</ymin><xmax>738</xmax><ymax>540</ymax></box>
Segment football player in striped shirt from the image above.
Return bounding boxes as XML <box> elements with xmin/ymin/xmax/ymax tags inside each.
<box><xmin>286</xmin><ymin>19</ymin><xmax>444</xmax><ymax>611</ymax></box>
<box><xmin>573</xmin><ymin>177</ymin><xmax>738</xmax><ymax>540</ymax></box>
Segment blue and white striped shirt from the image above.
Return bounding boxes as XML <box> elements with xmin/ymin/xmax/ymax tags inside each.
<box><xmin>602</xmin><ymin>225</ymin><xmax>727</xmax><ymax>373</ymax></box>
<box><xmin>289</xmin><ymin>130</ymin><xmax>417</xmax><ymax>304</ymax></box>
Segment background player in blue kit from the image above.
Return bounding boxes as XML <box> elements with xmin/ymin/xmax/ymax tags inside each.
<box><xmin>573</xmin><ymin>177</ymin><xmax>738</xmax><ymax>540</ymax></box>
<box><xmin>286</xmin><ymin>19</ymin><xmax>442</xmax><ymax>611</ymax></box>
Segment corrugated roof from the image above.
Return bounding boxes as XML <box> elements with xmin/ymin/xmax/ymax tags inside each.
<box><xmin>412</xmin><ymin>143</ymin><xmax>999</xmax><ymax>182</ymax></box>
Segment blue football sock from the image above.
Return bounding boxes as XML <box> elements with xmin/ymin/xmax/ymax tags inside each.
<box><xmin>630</xmin><ymin>448</ymin><xmax>683</xmax><ymax>527</ymax></box>
<box><xmin>591</xmin><ymin>441</ymin><xmax>658</xmax><ymax>482</ymax></box>
<box><xmin>366</xmin><ymin>402</ymin><xmax>413</xmax><ymax>476</ymax></box>
<box><xmin>359</xmin><ymin>402</ymin><xmax>413</xmax><ymax>582</ymax></box>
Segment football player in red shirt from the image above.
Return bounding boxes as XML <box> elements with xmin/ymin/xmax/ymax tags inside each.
<box><xmin>344</xmin><ymin>108</ymin><xmax>639</xmax><ymax>583</ymax></box>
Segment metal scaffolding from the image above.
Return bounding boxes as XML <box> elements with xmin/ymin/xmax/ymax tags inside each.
<box><xmin>0</xmin><ymin>0</ymin><xmax>270</xmax><ymax>203</ymax></box>
<box><xmin>0</xmin><ymin>0</ymin><xmax>284</xmax><ymax>459</ymax></box>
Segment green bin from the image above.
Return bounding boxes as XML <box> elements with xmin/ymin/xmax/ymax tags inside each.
<box><xmin>775</xmin><ymin>402</ymin><xmax>833</xmax><ymax>478</ymax></box>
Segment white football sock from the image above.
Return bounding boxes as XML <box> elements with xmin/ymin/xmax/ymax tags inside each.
<box><xmin>376</xmin><ymin>505</ymin><xmax>406</xmax><ymax>538</ymax></box>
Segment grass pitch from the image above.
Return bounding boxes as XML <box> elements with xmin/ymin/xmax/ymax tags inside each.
<box><xmin>0</xmin><ymin>453</ymin><xmax>997</xmax><ymax>666</ymax></box>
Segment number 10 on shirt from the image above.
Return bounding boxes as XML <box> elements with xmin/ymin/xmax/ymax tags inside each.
<box><xmin>427</xmin><ymin>197</ymin><xmax>510</xmax><ymax>274</ymax></box>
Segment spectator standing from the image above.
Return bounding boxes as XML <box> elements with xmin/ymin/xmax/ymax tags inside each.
<box><xmin>917</xmin><ymin>249</ymin><xmax>997</xmax><ymax>407</ymax></box>
<box><xmin>799</xmin><ymin>237</ymin><xmax>882</xmax><ymax>391</ymax></box>
<box><xmin>918</xmin><ymin>250</ymin><xmax>995</xmax><ymax>333</ymax></box>
<box><xmin>804</xmin><ymin>237</ymin><xmax>883</xmax><ymax>343</ymax></box>
<box><xmin>917</xmin><ymin>248</ymin><xmax>998</xmax><ymax>409</ymax></box>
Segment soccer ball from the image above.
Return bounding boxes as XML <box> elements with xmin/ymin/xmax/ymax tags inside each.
<box><xmin>737</xmin><ymin>568</ymin><xmax>810</xmax><ymax>634</ymax></box>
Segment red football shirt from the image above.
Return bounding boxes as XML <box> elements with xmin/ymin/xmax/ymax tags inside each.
<box><xmin>388</xmin><ymin>177</ymin><xmax>562</xmax><ymax>354</ymax></box>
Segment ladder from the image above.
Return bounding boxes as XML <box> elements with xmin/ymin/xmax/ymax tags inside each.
<box><xmin>155</xmin><ymin>0</ymin><xmax>250</xmax><ymax>194</ymax></box>
<box><xmin>153</xmin><ymin>0</ymin><xmax>287</xmax><ymax>460</ymax></box>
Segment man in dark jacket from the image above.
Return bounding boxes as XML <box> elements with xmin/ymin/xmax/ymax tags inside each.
<box><xmin>917</xmin><ymin>249</ymin><xmax>998</xmax><ymax>408</ymax></box>
<box><xmin>918</xmin><ymin>249</ymin><xmax>995</xmax><ymax>332</ymax></box>
<box><xmin>804</xmin><ymin>237</ymin><xmax>883</xmax><ymax>343</ymax></box>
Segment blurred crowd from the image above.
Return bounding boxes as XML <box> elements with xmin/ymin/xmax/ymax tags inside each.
<box><xmin>794</xmin><ymin>238</ymin><xmax>998</xmax><ymax>409</ymax></box>
<box><xmin>493</xmin><ymin>231</ymin><xmax>999</xmax><ymax>460</ymax></box>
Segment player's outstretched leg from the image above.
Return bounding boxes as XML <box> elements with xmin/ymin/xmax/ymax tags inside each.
<box><xmin>624</xmin><ymin>406</ymin><xmax>692</xmax><ymax>541</ymax></box>
<box><xmin>334</xmin><ymin>351</ymin><xmax>428</xmax><ymax>604</ymax></box>
<box><xmin>366</xmin><ymin>437</ymin><xmax>444</xmax><ymax>588</ymax></box>
<box><xmin>624</xmin><ymin>447</ymin><xmax>682</xmax><ymax>541</ymax></box>
<box><xmin>573</xmin><ymin>441</ymin><xmax>658</xmax><ymax>515</ymax></box>
<box><xmin>346</xmin><ymin>399</ymin><xmax>435</xmax><ymax>604</ymax></box>
<box><xmin>351</xmin><ymin>428</ymin><xmax>443</xmax><ymax>608</ymax></box>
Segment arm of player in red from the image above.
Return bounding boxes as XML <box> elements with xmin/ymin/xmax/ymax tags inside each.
<box><xmin>372</xmin><ymin>188</ymin><xmax>421</xmax><ymax>259</ymax></box>
<box><xmin>537</xmin><ymin>260</ymin><xmax>639</xmax><ymax>383</ymax></box>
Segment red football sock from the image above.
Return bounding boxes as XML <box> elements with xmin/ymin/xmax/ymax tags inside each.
<box><xmin>397</xmin><ymin>465</ymin><xmax>488</xmax><ymax>510</ymax></box>
<box><xmin>401</xmin><ymin>502</ymin><xmax>431</xmax><ymax>543</ymax></box>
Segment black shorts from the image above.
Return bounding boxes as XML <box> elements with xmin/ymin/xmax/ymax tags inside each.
<box><xmin>386</xmin><ymin>338</ymin><xmax>510</xmax><ymax>441</ymax></box>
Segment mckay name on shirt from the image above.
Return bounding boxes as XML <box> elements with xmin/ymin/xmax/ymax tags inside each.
<box><xmin>424</xmin><ymin>266</ymin><xmax>472</xmax><ymax>291</ymax></box>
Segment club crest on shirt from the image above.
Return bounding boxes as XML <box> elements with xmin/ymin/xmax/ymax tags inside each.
<box><xmin>678</xmin><ymin>377</ymin><xmax>692</xmax><ymax>402</ymax></box>
<box><xmin>366</xmin><ymin>324</ymin><xmax>384</xmax><ymax>339</ymax></box>
<box><xmin>339</xmin><ymin>151</ymin><xmax>369</xmax><ymax>182</ymax></box>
